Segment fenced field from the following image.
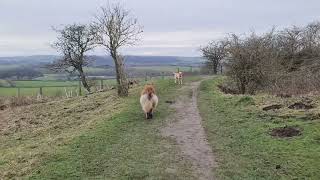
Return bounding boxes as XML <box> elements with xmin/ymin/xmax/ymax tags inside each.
<box><xmin>0</xmin><ymin>79</ymin><xmax>117</xmax><ymax>97</ymax></box>
<box><xmin>0</xmin><ymin>75</ymin><xmax>175</xmax><ymax>97</ymax></box>
<box><xmin>0</xmin><ymin>64</ymin><xmax>200</xmax><ymax>97</ymax></box>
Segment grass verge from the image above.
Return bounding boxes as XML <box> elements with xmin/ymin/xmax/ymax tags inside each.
<box><xmin>198</xmin><ymin>77</ymin><xmax>320</xmax><ymax>179</ymax></box>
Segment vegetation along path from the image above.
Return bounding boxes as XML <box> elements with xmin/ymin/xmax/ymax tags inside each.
<box><xmin>162</xmin><ymin>80</ymin><xmax>216</xmax><ymax>180</ymax></box>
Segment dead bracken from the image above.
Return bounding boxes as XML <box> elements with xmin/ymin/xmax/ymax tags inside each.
<box><xmin>288</xmin><ymin>102</ymin><xmax>314</xmax><ymax>110</ymax></box>
<box><xmin>270</xmin><ymin>126</ymin><xmax>302</xmax><ymax>138</ymax></box>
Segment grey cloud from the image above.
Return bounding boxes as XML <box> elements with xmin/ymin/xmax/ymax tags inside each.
<box><xmin>0</xmin><ymin>0</ymin><xmax>319</xmax><ymax>56</ymax></box>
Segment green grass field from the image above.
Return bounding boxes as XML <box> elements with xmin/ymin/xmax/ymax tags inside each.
<box><xmin>0</xmin><ymin>86</ymin><xmax>80</xmax><ymax>97</ymax></box>
<box><xmin>131</xmin><ymin>66</ymin><xmax>199</xmax><ymax>72</ymax></box>
<box><xmin>198</xmin><ymin>77</ymin><xmax>320</xmax><ymax>179</ymax></box>
<box><xmin>0</xmin><ymin>79</ymin><xmax>118</xmax><ymax>97</ymax></box>
<box><xmin>0</xmin><ymin>76</ymin><xmax>172</xmax><ymax>97</ymax></box>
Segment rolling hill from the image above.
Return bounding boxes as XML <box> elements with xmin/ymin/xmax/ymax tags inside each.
<box><xmin>0</xmin><ymin>55</ymin><xmax>204</xmax><ymax>67</ymax></box>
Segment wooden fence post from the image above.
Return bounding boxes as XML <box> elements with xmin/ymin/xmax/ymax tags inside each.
<box><xmin>17</xmin><ymin>88</ymin><xmax>21</xmax><ymax>97</ymax></box>
<box><xmin>145</xmin><ymin>73</ymin><xmax>148</xmax><ymax>81</ymax></box>
<box><xmin>39</xmin><ymin>87</ymin><xmax>43</xmax><ymax>96</ymax></box>
<box><xmin>79</xmin><ymin>80</ymin><xmax>82</xmax><ymax>96</ymax></box>
<box><xmin>162</xmin><ymin>72</ymin><xmax>164</xmax><ymax>79</ymax></box>
<box><xmin>100</xmin><ymin>79</ymin><xmax>104</xmax><ymax>90</ymax></box>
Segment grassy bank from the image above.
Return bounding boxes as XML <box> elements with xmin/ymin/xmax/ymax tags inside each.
<box><xmin>198</xmin><ymin>77</ymin><xmax>320</xmax><ymax>179</ymax></box>
<box><xmin>0</xmin><ymin>78</ymin><xmax>197</xmax><ymax>179</ymax></box>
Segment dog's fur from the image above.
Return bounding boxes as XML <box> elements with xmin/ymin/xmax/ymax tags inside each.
<box><xmin>140</xmin><ymin>84</ymin><xmax>158</xmax><ymax>119</ymax></box>
<box><xmin>174</xmin><ymin>72</ymin><xmax>183</xmax><ymax>84</ymax></box>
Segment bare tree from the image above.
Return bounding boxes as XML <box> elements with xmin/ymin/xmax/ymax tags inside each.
<box><xmin>201</xmin><ymin>40</ymin><xmax>227</xmax><ymax>74</ymax></box>
<box><xmin>276</xmin><ymin>26</ymin><xmax>304</xmax><ymax>71</ymax></box>
<box><xmin>226</xmin><ymin>31</ymin><xmax>278</xmax><ymax>94</ymax></box>
<box><xmin>278</xmin><ymin>26</ymin><xmax>303</xmax><ymax>57</ymax></box>
<box><xmin>50</xmin><ymin>24</ymin><xmax>96</xmax><ymax>92</ymax></box>
<box><xmin>94</xmin><ymin>4</ymin><xmax>143</xmax><ymax>96</ymax></box>
<box><xmin>301</xmin><ymin>21</ymin><xmax>320</xmax><ymax>57</ymax></box>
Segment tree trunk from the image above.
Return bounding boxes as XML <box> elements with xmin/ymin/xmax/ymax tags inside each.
<box><xmin>213</xmin><ymin>62</ymin><xmax>218</xmax><ymax>74</ymax></box>
<box><xmin>78</xmin><ymin>68</ymin><xmax>90</xmax><ymax>93</ymax></box>
<box><xmin>239</xmin><ymin>79</ymin><xmax>246</xmax><ymax>94</ymax></box>
<box><xmin>111</xmin><ymin>51</ymin><xmax>128</xmax><ymax>97</ymax></box>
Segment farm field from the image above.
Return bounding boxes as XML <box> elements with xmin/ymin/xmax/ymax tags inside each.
<box><xmin>0</xmin><ymin>73</ymin><xmax>175</xmax><ymax>97</ymax></box>
<box><xmin>0</xmin><ymin>79</ymin><xmax>117</xmax><ymax>97</ymax></box>
<box><xmin>130</xmin><ymin>66</ymin><xmax>199</xmax><ymax>72</ymax></box>
<box><xmin>0</xmin><ymin>63</ymin><xmax>197</xmax><ymax>97</ymax></box>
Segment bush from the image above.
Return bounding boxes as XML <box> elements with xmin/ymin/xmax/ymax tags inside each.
<box><xmin>219</xmin><ymin>21</ymin><xmax>320</xmax><ymax>95</ymax></box>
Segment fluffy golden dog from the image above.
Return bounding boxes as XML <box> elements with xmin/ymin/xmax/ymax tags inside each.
<box><xmin>140</xmin><ymin>84</ymin><xmax>158</xmax><ymax>119</ymax></box>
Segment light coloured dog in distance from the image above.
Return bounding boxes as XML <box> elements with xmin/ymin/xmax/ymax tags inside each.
<box><xmin>140</xmin><ymin>84</ymin><xmax>158</xmax><ymax>119</ymax></box>
<box><xmin>174</xmin><ymin>72</ymin><xmax>183</xmax><ymax>84</ymax></box>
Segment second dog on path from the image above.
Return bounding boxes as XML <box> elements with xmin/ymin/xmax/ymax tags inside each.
<box><xmin>140</xmin><ymin>84</ymin><xmax>158</xmax><ymax>119</ymax></box>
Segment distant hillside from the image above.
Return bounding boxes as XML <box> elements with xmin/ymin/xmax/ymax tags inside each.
<box><xmin>0</xmin><ymin>55</ymin><xmax>58</xmax><ymax>65</ymax></box>
<box><xmin>0</xmin><ymin>55</ymin><xmax>204</xmax><ymax>67</ymax></box>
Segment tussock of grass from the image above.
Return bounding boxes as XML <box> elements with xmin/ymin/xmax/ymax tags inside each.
<box><xmin>198</xmin><ymin>77</ymin><xmax>320</xmax><ymax>179</ymax></box>
<box><xmin>235</xmin><ymin>96</ymin><xmax>255</xmax><ymax>106</ymax></box>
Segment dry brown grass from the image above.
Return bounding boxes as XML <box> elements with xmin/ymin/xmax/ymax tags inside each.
<box><xmin>267</xmin><ymin>70</ymin><xmax>320</xmax><ymax>96</ymax></box>
<box><xmin>0</xmin><ymin>89</ymin><xmax>125</xmax><ymax>178</ymax></box>
<box><xmin>0</xmin><ymin>96</ymin><xmax>49</xmax><ymax>111</ymax></box>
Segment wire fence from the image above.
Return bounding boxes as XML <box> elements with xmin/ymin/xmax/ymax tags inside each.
<box><xmin>0</xmin><ymin>74</ymin><xmax>173</xmax><ymax>97</ymax></box>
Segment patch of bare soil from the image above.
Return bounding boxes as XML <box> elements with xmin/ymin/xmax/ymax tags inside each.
<box><xmin>161</xmin><ymin>81</ymin><xmax>216</xmax><ymax>180</ymax></box>
<box><xmin>262</xmin><ymin>104</ymin><xmax>283</xmax><ymax>111</ymax></box>
<box><xmin>270</xmin><ymin>126</ymin><xmax>302</xmax><ymax>138</ymax></box>
<box><xmin>0</xmin><ymin>104</ymin><xmax>8</xmax><ymax>111</ymax></box>
<box><xmin>165</xmin><ymin>100</ymin><xmax>175</xmax><ymax>104</ymax></box>
<box><xmin>288</xmin><ymin>102</ymin><xmax>314</xmax><ymax>110</ymax></box>
<box><xmin>217</xmin><ymin>84</ymin><xmax>239</xmax><ymax>95</ymax></box>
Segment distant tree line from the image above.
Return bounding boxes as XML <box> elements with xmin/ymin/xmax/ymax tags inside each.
<box><xmin>0</xmin><ymin>67</ymin><xmax>43</xmax><ymax>80</ymax></box>
<box><xmin>202</xmin><ymin>21</ymin><xmax>320</xmax><ymax>95</ymax></box>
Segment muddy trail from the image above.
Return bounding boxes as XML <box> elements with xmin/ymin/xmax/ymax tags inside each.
<box><xmin>161</xmin><ymin>81</ymin><xmax>216</xmax><ymax>180</ymax></box>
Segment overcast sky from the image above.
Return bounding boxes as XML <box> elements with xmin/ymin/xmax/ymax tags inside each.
<box><xmin>0</xmin><ymin>0</ymin><xmax>319</xmax><ymax>57</ymax></box>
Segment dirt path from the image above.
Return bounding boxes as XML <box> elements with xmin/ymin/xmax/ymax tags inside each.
<box><xmin>161</xmin><ymin>81</ymin><xmax>216</xmax><ymax>180</ymax></box>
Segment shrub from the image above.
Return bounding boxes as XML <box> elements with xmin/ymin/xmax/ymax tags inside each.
<box><xmin>219</xmin><ymin>21</ymin><xmax>320</xmax><ymax>95</ymax></box>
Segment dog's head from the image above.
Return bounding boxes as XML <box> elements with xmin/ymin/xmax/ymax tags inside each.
<box><xmin>142</xmin><ymin>84</ymin><xmax>156</xmax><ymax>95</ymax></box>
